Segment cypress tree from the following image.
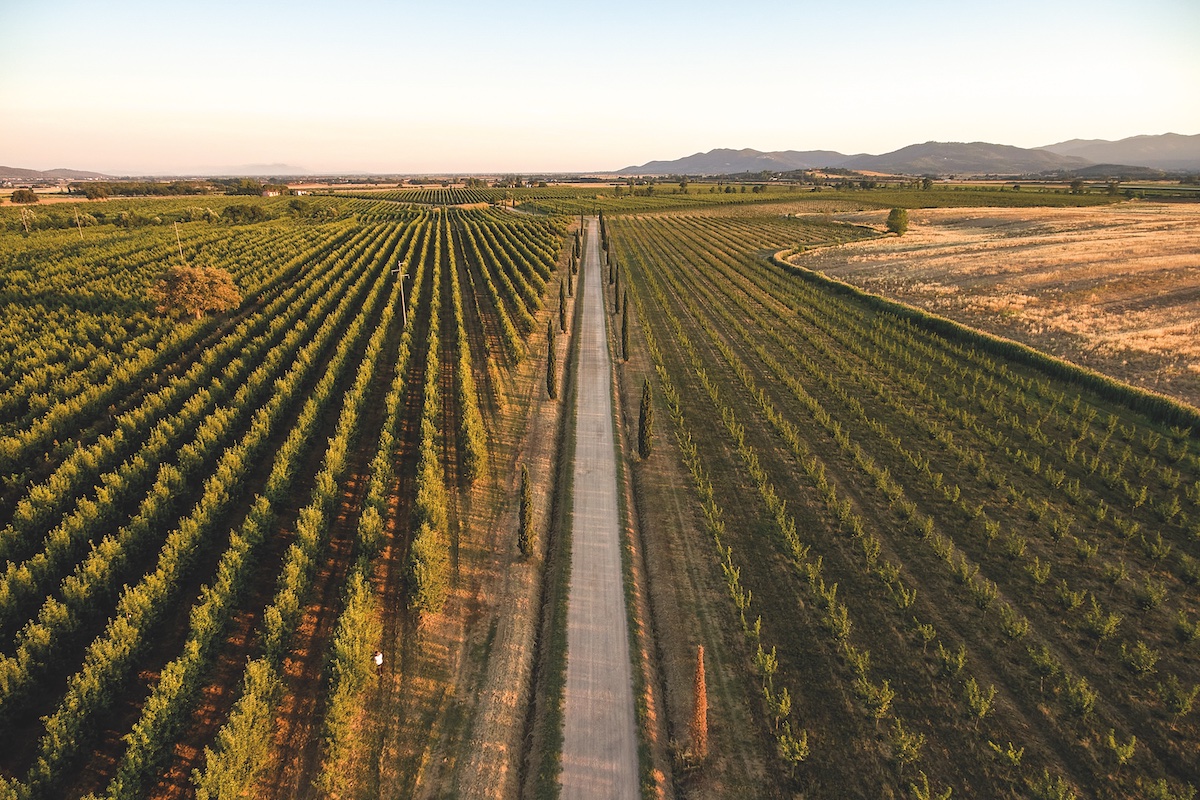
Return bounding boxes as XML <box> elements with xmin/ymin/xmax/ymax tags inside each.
<box><xmin>567</xmin><ymin>267</ymin><xmax>574</xmax><ymax>297</ymax></box>
<box><xmin>546</xmin><ymin>319</ymin><xmax>557</xmax><ymax>399</ymax></box>
<box><xmin>690</xmin><ymin>645</ymin><xmax>708</xmax><ymax>759</ymax></box>
<box><xmin>638</xmin><ymin>378</ymin><xmax>653</xmax><ymax>458</ymax></box>
<box><xmin>559</xmin><ymin>279</ymin><xmax>567</xmax><ymax>332</ymax></box>
<box><xmin>518</xmin><ymin>465</ymin><xmax>534</xmax><ymax>556</ymax></box>
<box><xmin>621</xmin><ymin>303</ymin><xmax>629</xmax><ymax>362</ymax></box>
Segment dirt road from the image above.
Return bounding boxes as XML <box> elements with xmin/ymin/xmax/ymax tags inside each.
<box><xmin>560</xmin><ymin>218</ymin><xmax>639</xmax><ymax>799</ymax></box>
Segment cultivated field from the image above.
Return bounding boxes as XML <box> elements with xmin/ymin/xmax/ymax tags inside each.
<box><xmin>610</xmin><ymin>209</ymin><xmax>1199</xmax><ymax>799</ymax></box>
<box><xmin>0</xmin><ymin>196</ymin><xmax>568</xmax><ymax>799</ymax></box>
<box><xmin>1</xmin><ymin>186</ymin><xmax>1197</xmax><ymax>800</ymax></box>
<box><xmin>800</xmin><ymin>203</ymin><xmax>1200</xmax><ymax>407</ymax></box>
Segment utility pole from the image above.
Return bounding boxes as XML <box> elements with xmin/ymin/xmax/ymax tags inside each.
<box><xmin>74</xmin><ymin>206</ymin><xmax>84</xmax><ymax>240</ymax></box>
<box><xmin>393</xmin><ymin>260</ymin><xmax>409</xmax><ymax>327</ymax></box>
<box><xmin>174</xmin><ymin>222</ymin><xmax>186</xmax><ymax>264</ymax></box>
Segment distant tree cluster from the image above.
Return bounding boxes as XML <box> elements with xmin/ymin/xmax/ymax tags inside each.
<box><xmin>149</xmin><ymin>265</ymin><xmax>242</xmax><ymax>319</ymax></box>
<box><xmin>1</xmin><ymin>205</ymin><xmax>227</xmax><ymax>233</ymax></box>
<box><xmin>219</xmin><ymin>178</ymin><xmax>288</xmax><ymax>196</ymax></box>
<box><xmin>221</xmin><ymin>203</ymin><xmax>271</xmax><ymax>224</ymax></box>
<box><xmin>10</xmin><ymin>188</ymin><xmax>39</xmax><ymax>204</ymax></box>
<box><xmin>114</xmin><ymin>209</ymin><xmax>162</xmax><ymax>228</ymax></box>
<box><xmin>69</xmin><ymin>180</ymin><xmax>215</xmax><ymax>199</ymax></box>
<box><xmin>287</xmin><ymin>198</ymin><xmax>338</xmax><ymax>220</ymax></box>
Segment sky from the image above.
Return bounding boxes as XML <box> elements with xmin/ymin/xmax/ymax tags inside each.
<box><xmin>1</xmin><ymin>0</ymin><xmax>1198</xmax><ymax>175</ymax></box>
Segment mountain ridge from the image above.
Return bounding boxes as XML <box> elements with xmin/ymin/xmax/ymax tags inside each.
<box><xmin>616</xmin><ymin>133</ymin><xmax>1200</xmax><ymax>176</ymax></box>
<box><xmin>1</xmin><ymin>166</ymin><xmax>113</xmax><ymax>180</ymax></box>
<box><xmin>1040</xmin><ymin>133</ymin><xmax>1200</xmax><ymax>171</ymax></box>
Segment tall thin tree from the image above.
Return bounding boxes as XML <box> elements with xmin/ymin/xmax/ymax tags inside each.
<box><xmin>690</xmin><ymin>645</ymin><xmax>709</xmax><ymax>759</ymax></box>
<box><xmin>559</xmin><ymin>279</ymin><xmax>567</xmax><ymax>332</ymax></box>
<box><xmin>638</xmin><ymin>378</ymin><xmax>653</xmax><ymax>458</ymax></box>
<box><xmin>546</xmin><ymin>319</ymin><xmax>558</xmax><ymax>399</ymax></box>
<box><xmin>621</xmin><ymin>303</ymin><xmax>629</xmax><ymax>362</ymax></box>
<box><xmin>518</xmin><ymin>465</ymin><xmax>534</xmax><ymax>556</ymax></box>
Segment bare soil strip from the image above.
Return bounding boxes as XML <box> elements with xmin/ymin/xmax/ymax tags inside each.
<box><xmin>560</xmin><ymin>218</ymin><xmax>638</xmax><ymax>799</ymax></box>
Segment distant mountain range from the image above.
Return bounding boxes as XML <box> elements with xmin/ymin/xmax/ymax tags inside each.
<box><xmin>616</xmin><ymin>133</ymin><xmax>1200</xmax><ymax>176</ymax></box>
<box><xmin>0</xmin><ymin>166</ymin><xmax>112</xmax><ymax>180</ymax></box>
<box><xmin>1040</xmin><ymin>133</ymin><xmax>1200</xmax><ymax>171</ymax></box>
<box><xmin>5</xmin><ymin>134</ymin><xmax>1198</xmax><ymax>181</ymax></box>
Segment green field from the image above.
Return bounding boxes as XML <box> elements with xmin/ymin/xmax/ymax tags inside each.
<box><xmin>0</xmin><ymin>187</ymin><xmax>1195</xmax><ymax>800</ymax></box>
<box><xmin>609</xmin><ymin>209</ymin><xmax>1199</xmax><ymax>799</ymax></box>
<box><xmin>0</xmin><ymin>196</ymin><xmax>564</xmax><ymax>799</ymax></box>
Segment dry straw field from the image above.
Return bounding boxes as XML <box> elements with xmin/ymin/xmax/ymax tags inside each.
<box><xmin>803</xmin><ymin>202</ymin><xmax>1200</xmax><ymax>408</ymax></box>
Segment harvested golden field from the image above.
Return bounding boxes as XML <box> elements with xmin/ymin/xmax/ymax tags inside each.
<box><xmin>798</xmin><ymin>202</ymin><xmax>1200</xmax><ymax>408</ymax></box>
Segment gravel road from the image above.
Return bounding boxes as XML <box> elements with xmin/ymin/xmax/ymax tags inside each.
<box><xmin>559</xmin><ymin>217</ymin><xmax>639</xmax><ymax>800</ymax></box>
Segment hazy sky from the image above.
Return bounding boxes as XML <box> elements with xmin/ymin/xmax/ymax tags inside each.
<box><xmin>2</xmin><ymin>0</ymin><xmax>1198</xmax><ymax>174</ymax></box>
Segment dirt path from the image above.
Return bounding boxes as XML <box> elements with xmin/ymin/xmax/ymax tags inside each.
<box><xmin>560</xmin><ymin>218</ymin><xmax>638</xmax><ymax>800</ymax></box>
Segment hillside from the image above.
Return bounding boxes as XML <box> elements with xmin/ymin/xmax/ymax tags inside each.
<box><xmin>1041</xmin><ymin>133</ymin><xmax>1200</xmax><ymax>171</ymax></box>
<box><xmin>0</xmin><ymin>166</ymin><xmax>111</xmax><ymax>180</ymax></box>
<box><xmin>617</xmin><ymin>148</ymin><xmax>853</xmax><ymax>176</ymax></box>
<box><xmin>842</xmin><ymin>141</ymin><xmax>1089</xmax><ymax>175</ymax></box>
<box><xmin>617</xmin><ymin>133</ymin><xmax>1200</xmax><ymax>177</ymax></box>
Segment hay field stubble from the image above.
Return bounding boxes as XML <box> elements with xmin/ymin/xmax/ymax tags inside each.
<box><xmin>801</xmin><ymin>202</ymin><xmax>1200</xmax><ymax>407</ymax></box>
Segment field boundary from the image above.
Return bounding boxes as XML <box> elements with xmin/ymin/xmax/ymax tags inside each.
<box><xmin>774</xmin><ymin>250</ymin><xmax>1200</xmax><ymax>430</ymax></box>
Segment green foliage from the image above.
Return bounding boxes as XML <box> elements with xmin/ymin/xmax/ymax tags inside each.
<box><xmin>638</xmin><ymin>378</ymin><xmax>653</xmax><ymax>458</ymax></box>
<box><xmin>192</xmin><ymin>658</ymin><xmax>283</xmax><ymax>800</ymax></box>
<box><xmin>546</xmin><ymin>319</ymin><xmax>558</xmax><ymax>399</ymax></box>
<box><xmin>1141</xmin><ymin>778</ymin><xmax>1197</xmax><ymax>800</ymax></box>
<box><xmin>888</xmin><ymin>717</ymin><xmax>924</xmax><ymax>770</ymax></box>
<box><xmin>558</xmin><ymin>278</ymin><xmax>567</xmax><ymax>333</ymax></box>
<box><xmin>148</xmin><ymin>265</ymin><xmax>242</xmax><ymax>319</ymax></box>
<box><xmin>1029</xmin><ymin>769</ymin><xmax>1077</xmax><ymax>800</ymax></box>
<box><xmin>518</xmin><ymin>465</ymin><xmax>534</xmax><ymax>557</ymax></box>
<box><xmin>910</xmin><ymin>771</ymin><xmax>953</xmax><ymax>800</ymax></box>
<box><xmin>886</xmin><ymin>207</ymin><xmax>908</xmax><ymax>235</ymax></box>
<box><xmin>1158</xmin><ymin>674</ymin><xmax>1199</xmax><ymax>720</ymax></box>
<box><xmin>1104</xmin><ymin>728</ymin><xmax>1137</xmax><ymax>771</ymax></box>
<box><xmin>1083</xmin><ymin>596</ymin><xmax>1122</xmax><ymax>650</ymax></box>
<box><xmin>1121</xmin><ymin>640</ymin><xmax>1160</xmax><ymax>676</ymax></box>
<box><xmin>1064</xmin><ymin>673</ymin><xmax>1097</xmax><ymax>718</ymax></box>
<box><xmin>0</xmin><ymin>206</ymin><xmax>566</xmax><ymax>794</ymax></box>
<box><xmin>963</xmin><ymin>677</ymin><xmax>996</xmax><ymax>726</ymax></box>
<box><xmin>10</xmin><ymin>188</ymin><xmax>38</xmax><ymax>204</ymax></box>
<box><xmin>988</xmin><ymin>740</ymin><xmax>1024</xmax><ymax>769</ymax></box>
<box><xmin>408</xmin><ymin>521</ymin><xmax>449</xmax><ymax>613</ymax></box>
<box><xmin>621</xmin><ymin>301</ymin><xmax>629</xmax><ymax>362</ymax></box>
<box><xmin>776</xmin><ymin>722</ymin><xmax>808</xmax><ymax>780</ymax></box>
<box><xmin>220</xmin><ymin>203</ymin><xmax>270</xmax><ymax>224</ymax></box>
